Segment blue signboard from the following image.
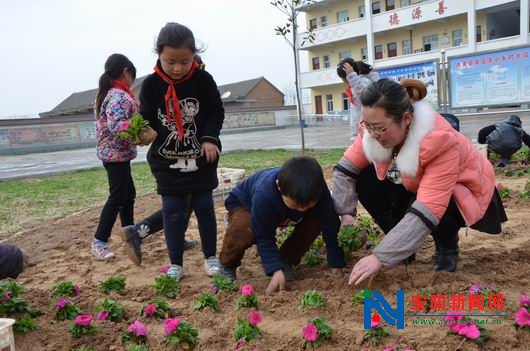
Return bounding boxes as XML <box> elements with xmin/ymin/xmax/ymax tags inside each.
<box><xmin>448</xmin><ymin>46</ymin><xmax>530</xmax><ymax>108</ymax></box>
<box><xmin>377</xmin><ymin>61</ymin><xmax>439</xmax><ymax>109</ymax></box>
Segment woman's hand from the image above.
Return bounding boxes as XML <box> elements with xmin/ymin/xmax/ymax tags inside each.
<box><xmin>348</xmin><ymin>254</ymin><xmax>383</xmax><ymax>285</ymax></box>
<box><xmin>201</xmin><ymin>141</ymin><xmax>220</xmax><ymax>162</ymax></box>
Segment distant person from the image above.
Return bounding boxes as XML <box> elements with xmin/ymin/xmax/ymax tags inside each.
<box><xmin>336</xmin><ymin>58</ymin><xmax>379</xmax><ymax>140</ymax></box>
<box><xmin>0</xmin><ymin>244</ymin><xmax>28</xmax><ymax>279</ymax></box>
<box><xmin>120</xmin><ymin>54</ymin><xmax>210</xmax><ymax>266</ymax></box>
<box><xmin>121</xmin><ymin>22</ymin><xmax>225</xmax><ymax>281</ymax></box>
<box><xmin>478</xmin><ymin>115</ymin><xmax>530</xmax><ymax>167</ymax></box>
<box><xmin>91</xmin><ymin>54</ymin><xmax>142</xmax><ymax>260</ymax></box>
<box><xmin>218</xmin><ymin>156</ymin><xmax>345</xmax><ymax>295</ymax></box>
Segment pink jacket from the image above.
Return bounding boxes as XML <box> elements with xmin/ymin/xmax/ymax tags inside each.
<box><xmin>344</xmin><ymin>100</ymin><xmax>495</xmax><ymax>225</ymax></box>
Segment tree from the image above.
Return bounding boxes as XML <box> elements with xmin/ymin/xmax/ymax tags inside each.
<box><xmin>271</xmin><ymin>0</ymin><xmax>315</xmax><ymax>153</ymax></box>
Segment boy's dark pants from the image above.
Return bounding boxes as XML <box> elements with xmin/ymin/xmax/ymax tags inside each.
<box><xmin>219</xmin><ymin>207</ymin><xmax>321</xmax><ymax>270</ymax></box>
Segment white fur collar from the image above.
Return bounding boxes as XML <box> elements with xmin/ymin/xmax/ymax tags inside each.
<box><xmin>362</xmin><ymin>100</ymin><xmax>435</xmax><ymax>177</ymax></box>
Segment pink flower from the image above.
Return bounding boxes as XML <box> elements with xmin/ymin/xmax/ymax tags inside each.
<box><xmin>514</xmin><ymin>307</ymin><xmax>530</xmax><ymax>327</ymax></box>
<box><xmin>303</xmin><ymin>322</ymin><xmax>318</xmax><ymax>342</ymax></box>
<box><xmin>240</xmin><ymin>284</ymin><xmax>253</xmax><ymax>296</ymax></box>
<box><xmin>457</xmin><ymin>324</ymin><xmax>480</xmax><ymax>339</ymax></box>
<box><xmin>73</xmin><ymin>285</ymin><xmax>81</xmax><ymax>296</ymax></box>
<box><xmin>97</xmin><ymin>310</ymin><xmax>109</xmax><ymax>320</ymax></box>
<box><xmin>520</xmin><ymin>293</ymin><xmax>530</xmax><ymax>307</ymax></box>
<box><xmin>74</xmin><ymin>314</ymin><xmax>93</xmax><ymax>327</ymax></box>
<box><xmin>55</xmin><ymin>298</ymin><xmax>69</xmax><ymax>311</ymax></box>
<box><xmin>233</xmin><ymin>339</ymin><xmax>246</xmax><ymax>351</ymax></box>
<box><xmin>159</xmin><ymin>265</ymin><xmax>170</xmax><ymax>274</ymax></box>
<box><xmin>496</xmin><ymin>183</ymin><xmax>505</xmax><ymax>191</ymax></box>
<box><xmin>2</xmin><ymin>292</ymin><xmax>12</xmax><ymax>303</ymax></box>
<box><xmin>163</xmin><ymin>317</ymin><xmax>180</xmax><ymax>335</ymax></box>
<box><xmin>371</xmin><ymin>320</ymin><xmax>380</xmax><ymax>328</ymax></box>
<box><xmin>248</xmin><ymin>310</ymin><xmax>262</xmax><ymax>326</ymax></box>
<box><xmin>143</xmin><ymin>303</ymin><xmax>157</xmax><ymax>317</ymax></box>
<box><xmin>120</xmin><ymin>120</ymin><xmax>131</xmax><ymax>131</ymax></box>
<box><xmin>127</xmin><ymin>320</ymin><xmax>148</xmax><ymax>337</ymax></box>
<box><xmin>444</xmin><ymin>311</ymin><xmax>465</xmax><ymax>323</ymax></box>
<box><xmin>468</xmin><ymin>283</ymin><xmax>481</xmax><ymax>294</ymax></box>
<box><xmin>210</xmin><ymin>284</ymin><xmax>219</xmax><ymax>295</ymax></box>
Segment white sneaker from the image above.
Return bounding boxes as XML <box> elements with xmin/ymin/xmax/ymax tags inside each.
<box><xmin>166</xmin><ymin>264</ymin><xmax>184</xmax><ymax>281</ymax></box>
<box><xmin>204</xmin><ymin>257</ymin><xmax>220</xmax><ymax>276</ymax></box>
<box><xmin>91</xmin><ymin>239</ymin><xmax>115</xmax><ymax>260</ymax></box>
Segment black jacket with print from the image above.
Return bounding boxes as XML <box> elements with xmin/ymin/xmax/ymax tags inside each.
<box><xmin>139</xmin><ymin>65</ymin><xmax>225</xmax><ymax>195</ymax></box>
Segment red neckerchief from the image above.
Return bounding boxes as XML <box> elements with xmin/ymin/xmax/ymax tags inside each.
<box><xmin>345</xmin><ymin>86</ymin><xmax>355</xmax><ymax>105</ymax></box>
<box><xmin>154</xmin><ymin>61</ymin><xmax>198</xmax><ymax>141</ymax></box>
<box><xmin>112</xmin><ymin>80</ymin><xmax>138</xmax><ymax>106</ymax></box>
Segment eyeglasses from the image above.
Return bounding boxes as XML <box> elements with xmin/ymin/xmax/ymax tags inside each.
<box><xmin>360</xmin><ymin>120</ymin><xmax>394</xmax><ymax>136</ymax></box>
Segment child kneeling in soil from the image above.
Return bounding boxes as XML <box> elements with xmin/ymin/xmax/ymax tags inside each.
<box><xmin>218</xmin><ymin>156</ymin><xmax>346</xmax><ymax>295</ymax></box>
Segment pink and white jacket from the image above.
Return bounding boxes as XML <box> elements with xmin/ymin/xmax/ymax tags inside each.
<box><xmin>333</xmin><ymin>100</ymin><xmax>496</xmax><ymax>266</ymax></box>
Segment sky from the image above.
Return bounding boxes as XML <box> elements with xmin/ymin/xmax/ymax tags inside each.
<box><xmin>0</xmin><ymin>0</ymin><xmax>307</xmax><ymax>118</ymax></box>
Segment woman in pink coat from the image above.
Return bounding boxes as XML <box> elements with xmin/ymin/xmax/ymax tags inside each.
<box><xmin>332</xmin><ymin>78</ymin><xmax>507</xmax><ymax>285</ymax></box>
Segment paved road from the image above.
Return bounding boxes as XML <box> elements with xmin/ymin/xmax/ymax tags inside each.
<box><xmin>1</xmin><ymin>112</ymin><xmax>529</xmax><ymax>180</ymax></box>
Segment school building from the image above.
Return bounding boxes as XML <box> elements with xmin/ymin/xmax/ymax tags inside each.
<box><xmin>298</xmin><ymin>0</ymin><xmax>530</xmax><ymax>114</ymax></box>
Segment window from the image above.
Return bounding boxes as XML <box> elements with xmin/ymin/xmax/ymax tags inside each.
<box><xmin>337</xmin><ymin>10</ymin><xmax>350</xmax><ymax>23</ymax></box>
<box><xmin>323</xmin><ymin>55</ymin><xmax>331</xmax><ymax>68</ymax></box>
<box><xmin>400</xmin><ymin>0</ymin><xmax>410</xmax><ymax>6</ymax></box>
<box><xmin>309</xmin><ymin>18</ymin><xmax>317</xmax><ymax>30</ymax></box>
<box><xmin>387</xmin><ymin>42</ymin><xmax>397</xmax><ymax>57</ymax></box>
<box><xmin>360</xmin><ymin>47</ymin><xmax>368</xmax><ymax>60</ymax></box>
<box><xmin>359</xmin><ymin>5</ymin><xmax>365</xmax><ymax>18</ymax></box>
<box><xmin>342</xmin><ymin>93</ymin><xmax>349</xmax><ymax>111</ymax></box>
<box><xmin>326</xmin><ymin>94</ymin><xmax>334</xmax><ymax>112</ymax></box>
<box><xmin>476</xmin><ymin>25</ymin><xmax>482</xmax><ymax>42</ymax></box>
<box><xmin>374</xmin><ymin>45</ymin><xmax>383</xmax><ymax>59</ymax></box>
<box><xmin>402</xmin><ymin>39</ymin><xmax>412</xmax><ymax>55</ymax></box>
<box><xmin>312</xmin><ymin>57</ymin><xmax>320</xmax><ymax>70</ymax></box>
<box><xmin>386</xmin><ymin>0</ymin><xmax>395</xmax><ymax>11</ymax></box>
<box><xmin>452</xmin><ymin>30</ymin><xmax>462</xmax><ymax>46</ymax></box>
<box><xmin>339</xmin><ymin>51</ymin><xmax>352</xmax><ymax>60</ymax></box>
<box><xmin>320</xmin><ymin>16</ymin><xmax>328</xmax><ymax>27</ymax></box>
<box><xmin>423</xmin><ymin>34</ymin><xmax>439</xmax><ymax>51</ymax></box>
<box><xmin>372</xmin><ymin>2</ymin><xmax>381</xmax><ymax>14</ymax></box>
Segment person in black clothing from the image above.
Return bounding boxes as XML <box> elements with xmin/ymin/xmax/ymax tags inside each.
<box><xmin>478</xmin><ymin>115</ymin><xmax>530</xmax><ymax>167</ymax></box>
<box><xmin>0</xmin><ymin>244</ymin><xmax>28</xmax><ymax>279</ymax></box>
<box><xmin>121</xmin><ymin>23</ymin><xmax>224</xmax><ymax>281</ymax></box>
<box><xmin>218</xmin><ymin>156</ymin><xmax>346</xmax><ymax>295</ymax></box>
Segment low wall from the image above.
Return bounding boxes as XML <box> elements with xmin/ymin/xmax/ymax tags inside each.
<box><xmin>0</xmin><ymin>106</ymin><xmax>296</xmax><ymax>155</ymax></box>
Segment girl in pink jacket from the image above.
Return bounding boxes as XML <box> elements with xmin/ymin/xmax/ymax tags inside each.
<box><xmin>332</xmin><ymin>78</ymin><xmax>507</xmax><ymax>285</ymax></box>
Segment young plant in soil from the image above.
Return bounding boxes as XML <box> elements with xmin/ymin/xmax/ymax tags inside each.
<box><xmin>55</xmin><ymin>298</ymin><xmax>81</xmax><ymax>321</ymax></box>
<box><xmin>69</xmin><ymin>314</ymin><xmax>96</xmax><ymax>337</ymax></box>
<box><xmin>153</xmin><ymin>275</ymin><xmax>180</xmax><ymax>299</ymax></box>
<box><xmin>363</xmin><ymin>320</ymin><xmax>390</xmax><ymax>346</ymax></box>
<box><xmin>51</xmin><ymin>280</ymin><xmax>81</xmax><ymax>298</ymax></box>
<box><xmin>496</xmin><ymin>183</ymin><xmax>511</xmax><ymax>200</ymax></box>
<box><xmin>338</xmin><ymin>224</ymin><xmax>367</xmax><ymax>258</ymax></box>
<box><xmin>357</xmin><ymin>214</ymin><xmax>382</xmax><ymax>247</ymax></box>
<box><xmin>99</xmin><ymin>276</ymin><xmax>126</xmax><ymax>294</ymax></box>
<box><xmin>444</xmin><ymin>312</ymin><xmax>489</xmax><ymax>345</ymax></box>
<box><xmin>234</xmin><ymin>310</ymin><xmax>262</xmax><ymax>342</ymax></box>
<box><xmin>211</xmin><ymin>274</ymin><xmax>236</xmax><ymax>293</ymax></box>
<box><xmin>236</xmin><ymin>284</ymin><xmax>259</xmax><ymax>309</ymax></box>
<box><xmin>121</xmin><ymin>320</ymin><xmax>148</xmax><ymax>348</ymax></box>
<box><xmin>141</xmin><ymin>300</ymin><xmax>172</xmax><ymax>319</ymax></box>
<box><xmin>351</xmin><ymin>290</ymin><xmax>371</xmax><ymax>306</ymax></box>
<box><xmin>164</xmin><ymin>318</ymin><xmax>199</xmax><ymax>350</ymax></box>
<box><xmin>301</xmin><ymin>290</ymin><xmax>326</xmax><ymax>308</ymax></box>
<box><xmin>302</xmin><ymin>247</ymin><xmax>323</xmax><ymax>267</ymax></box>
<box><xmin>1</xmin><ymin>279</ymin><xmax>43</xmax><ymax>332</ymax></box>
<box><xmin>94</xmin><ymin>298</ymin><xmax>124</xmax><ymax>321</ymax></box>
<box><xmin>514</xmin><ymin>292</ymin><xmax>530</xmax><ymax>331</ymax></box>
<box><xmin>303</xmin><ymin>317</ymin><xmax>333</xmax><ymax>348</ymax></box>
<box><xmin>194</xmin><ymin>292</ymin><xmax>219</xmax><ymax>311</ymax></box>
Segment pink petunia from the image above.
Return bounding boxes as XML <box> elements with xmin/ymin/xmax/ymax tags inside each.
<box><xmin>456</xmin><ymin>324</ymin><xmax>480</xmax><ymax>339</ymax></box>
<box><xmin>240</xmin><ymin>284</ymin><xmax>253</xmax><ymax>296</ymax></box>
<box><xmin>496</xmin><ymin>183</ymin><xmax>505</xmax><ymax>191</ymax></box>
<box><xmin>163</xmin><ymin>317</ymin><xmax>180</xmax><ymax>335</ymax></box>
<box><xmin>127</xmin><ymin>320</ymin><xmax>148</xmax><ymax>337</ymax></box>
<box><xmin>120</xmin><ymin>120</ymin><xmax>131</xmax><ymax>132</ymax></box>
<box><xmin>233</xmin><ymin>339</ymin><xmax>246</xmax><ymax>351</ymax></box>
<box><xmin>468</xmin><ymin>283</ymin><xmax>481</xmax><ymax>294</ymax></box>
<box><xmin>514</xmin><ymin>307</ymin><xmax>530</xmax><ymax>327</ymax></box>
<box><xmin>97</xmin><ymin>310</ymin><xmax>109</xmax><ymax>320</ymax></box>
<box><xmin>74</xmin><ymin>314</ymin><xmax>93</xmax><ymax>327</ymax></box>
<box><xmin>303</xmin><ymin>322</ymin><xmax>318</xmax><ymax>342</ymax></box>
<box><xmin>519</xmin><ymin>293</ymin><xmax>530</xmax><ymax>307</ymax></box>
<box><xmin>55</xmin><ymin>298</ymin><xmax>69</xmax><ymax>311</ymax></box>
<box><xmin>248</xmin><ymin>310</ymin><xmax>262</xmax><ymax>326</ymax></box>
<box><xmin>2</xmin><ymin>292</ymin><xmax>12</xmax><ymax>303</ymax></box>
<box><xmin>159</xmin><ymin>265</ymin><xmax>170</xmax><ymax>274</ymax></box>
<box><xmin>371</xmin><ymin>320</ymin><xmax>380</xmax><ymax>328</ymax></box>
<box><xmin>143</xmin><ymin>303</ymin><xmax>157</xmax><ymax>317</ymax></box>
<box><xmin>210</xmin><ymin>284</ymin><xmax>219</xmax><ymax>295</ymax></box>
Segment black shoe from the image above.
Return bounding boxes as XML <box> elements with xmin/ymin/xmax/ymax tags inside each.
<box><xmin>433</xmin><ymin>247</ymin><xmax>458</xmax><ymax>272</ymax></box>
<box><xmin>119</xmin><ymin>225</ymin><xmax>142</xmax><ymax>266</ymax></box>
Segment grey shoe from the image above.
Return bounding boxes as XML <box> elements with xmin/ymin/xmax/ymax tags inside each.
<box><xmin>184</xmin><ymin>239</ymin><xmax>198</xmax><ymax>250</ymax></box>
<box><xmin>119</xmin><ymin>225</ymin><xmax>142</xmax><ymax>266</ymax></box>
<box><xmin>219</xmin><ymin>266</ymin><xmax>237</xmax><ymax>280</ymax></box>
